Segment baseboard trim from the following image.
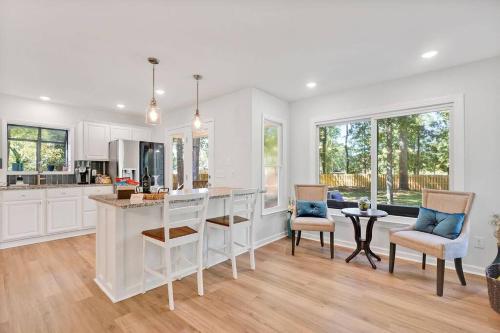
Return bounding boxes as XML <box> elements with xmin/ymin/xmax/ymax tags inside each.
<box><xmin>300</xmin><ymin>234</ymin><xmax>485</xmax><ymax>276</ymax></box>
<box><xmin>0</xmin><ymin>228</ymin><xmax>96</xmax><ymax>249</ymax></box>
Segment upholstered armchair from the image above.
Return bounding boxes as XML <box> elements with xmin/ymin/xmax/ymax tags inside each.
<box><xmin>389</xmin><ymin>189</ymin><xmax>475</xmax><ymax>296</ymax></box>
<box><xmin>291</xmin><ymin>184</ymin><xmax>335</xmax><ymax>259</ymax></box>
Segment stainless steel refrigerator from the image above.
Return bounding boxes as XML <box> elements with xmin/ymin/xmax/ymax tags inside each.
<box><xmin>109</xmin><ymin>140</ymin><xmax>165</xmax><ymax>187</ymax></box>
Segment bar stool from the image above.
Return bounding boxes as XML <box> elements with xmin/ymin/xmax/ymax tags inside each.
<box><xmin>206</xmin><ymin>188</ymin><xmax>258</xmax><ymax>279</ymax></box>
<box><xmin>141</xmin><ymin>192</ymin><xmax>209</xmax><ymax>310</ymax></box>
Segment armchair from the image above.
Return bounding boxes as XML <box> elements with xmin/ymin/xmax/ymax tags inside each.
<box><xmin>389</xmin><ymin>189</ymin><xmax>475</xmax><ymax>296</ymax></box>
<box><xmin>291</xmin><ymin>184</ymin><xmax>335</xmax><ymax>259</ymax></box>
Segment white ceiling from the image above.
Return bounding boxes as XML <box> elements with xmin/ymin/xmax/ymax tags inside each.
<box><xmin>1</xmin><ymin>0</ymin><xmax>500</xmax><ymax>114</ymax></box>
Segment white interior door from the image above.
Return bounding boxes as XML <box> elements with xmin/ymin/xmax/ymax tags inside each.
<box><xmin>166</xmin><ymin>121</ymin><xmax>214</xmax><ymax>191</ymax></box>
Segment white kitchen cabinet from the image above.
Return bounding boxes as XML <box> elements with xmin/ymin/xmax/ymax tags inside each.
<box><xmin>132</xmin><ymin>127</ymin><xmax>152</xmax><ymax>142</ymax></box>
<box><xmin>81</xmin><ymin>122</ymin><xmax>110</xmax><ymax>160</ymax></box>
<box><xmin>46</xmin><ymin>197</ymin><xmax>82</xmax><ymax>234</ymax></box>
<box><xmin>110</xmin><ymin>125</ymin><xmax>132</xmax><ymax>141</ymax></box>
<box><xmin>83</xmin><ymin>186</ymin><xmax>113</xmax><ymax>228</ymax></box>
<box><xmin>1</xmin><ymin>200</ymin><xmax>43</xmax><ymax>241</ymax></box>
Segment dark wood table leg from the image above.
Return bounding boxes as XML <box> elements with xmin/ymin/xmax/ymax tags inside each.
<box><xmin>364</xmin><ymin>217</ymin><xmax>378</xmax><ymax>269</ymax></box>
<box><xmin>345</xmin><ymin>216</ymin><xmax>362</xmax><ymax>263</ymax></box>
<box><xmin>368</xmin><ymin>249</ymin><xmax>381</xmax><ymax>261</ymax></box>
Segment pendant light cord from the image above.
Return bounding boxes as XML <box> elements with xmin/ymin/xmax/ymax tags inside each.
<box><xmin>196</xmin><ymin>78</ymin><xmax>199</xmax><ymax>111</ymax></box>
<box><xmin>152</xmin><ymin>64</ymin><xmax>155</xmax><ymax>100</ymax></box>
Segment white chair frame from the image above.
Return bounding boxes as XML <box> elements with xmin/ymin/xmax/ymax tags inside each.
<box><xmin>206</xmin><ymin>189</ymin><xmax>258</xmax><ymax>279</ymax></box>
<box><xmin>141</xmin><ymin>192</ymin><xmax>209</xmax><ymax>310</ymax></box>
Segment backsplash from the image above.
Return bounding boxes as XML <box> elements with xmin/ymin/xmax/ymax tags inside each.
<box><xmin>7</xmin><ymin>174</ymin><xmax>76</xmax><ymax>185</ymax></box>
<box><xmin>7</xmin><ymin>161</ymin><xmax>108</xmax><ymax>185</ymax></box>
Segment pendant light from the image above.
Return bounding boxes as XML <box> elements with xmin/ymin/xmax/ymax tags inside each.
<box><xmin>145</xmin><ymin>57</ymin><xmax>161</xmax><ymax>125</ymax></box>
<box><xmin>192</xmin><ymin>74</ymin><xmax>202</xmax><ymax>129</ymax></box>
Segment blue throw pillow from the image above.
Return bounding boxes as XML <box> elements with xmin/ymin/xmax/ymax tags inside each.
<box><xmin>415</xmin><ymin>207</ymin><xmax>465</xmax><ymax>240</ymax></box>
<box><xmin>433</xmin><ymin>211</ymin><xmax>465</xmax><ymax>240</ymax></box>
<box><xmin>415</xmin><ymin>207</ymin><xmax>437</xmax><ymax>233</ymax></box>
<box><xmin>296</xmin><ymin>200</ymin><xmax>327</xmax><ymax>218</ymax></box>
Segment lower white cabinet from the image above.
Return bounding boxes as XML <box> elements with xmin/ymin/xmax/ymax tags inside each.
<box><xmin>46</xmin><ymin>197</ymin><xmax>82</xmax><ymax>234</ymax></box>
<box><xmin>1</xmin><ymin>200</ymin><xmax>43</xmax><ymax>241</ymax></box>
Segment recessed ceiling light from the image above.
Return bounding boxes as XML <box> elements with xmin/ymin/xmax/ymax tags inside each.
<box><xmin>306</xmin><ymin>82</ymin><xmax>317</xmax><ymax>89</ymax></box>
<box><xmin>421</xmin><ymin>50</ymin><xmax>438</xmax><ymax>59</ymax></box>
<box><xmin>39</xmin><ymin>96</ymin><xmax>51</xmax><ymax>101</ymax></box>
<box><xmin>116</xmin><ymin>104</ymin><xmax>125</xmax><ymax>109</ymax></box>
<box><xmin>155</xmin><ymin>89</ymin><xmax>165</xmax><ymax>95</ymax></box>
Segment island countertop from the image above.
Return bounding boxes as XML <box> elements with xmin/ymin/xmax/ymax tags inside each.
<box><xmin>89</xmin><ymin>187</ymin><xmax>234</xmax><ymax>209</ymax></box>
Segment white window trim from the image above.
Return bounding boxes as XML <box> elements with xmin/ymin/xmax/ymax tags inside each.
<box><xmin>262</xmin><ymin>114</ymin><xmax>288</xmax><ymax>215</ymax></box>
<box><xmin>2</xmin><ymin>119</ymin><xmax>75</xmax><ymax>176</ymax></box>
<box><xmin>310</xmin><ymin>94</ymin><xmax>465</xmax><ymax>213</ymax></box>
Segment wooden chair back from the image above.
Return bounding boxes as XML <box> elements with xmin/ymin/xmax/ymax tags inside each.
<box><xmin>422</xmin><ymin>188</ymin><xmax>475</xmax><ymax>235</ymax></box>
<box><xmin>163</xmin><ymin>192</ymin><xmax>209</xmax><ymax>244</ymax></box>
<box><xmin>229</xmin><ymin>188</ymin><xmax>258</xmax><ymax>226</ymax></box>
<box><xmin>295</xmin><ymin>184</ymin><xmax>328</xmax><ymax>202</ymax></box>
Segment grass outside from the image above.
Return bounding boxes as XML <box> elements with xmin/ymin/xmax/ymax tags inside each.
<box><xmin>333</xmin><ymin>187</ymin><xmax>422</xmax><ymax>207</ymax></box>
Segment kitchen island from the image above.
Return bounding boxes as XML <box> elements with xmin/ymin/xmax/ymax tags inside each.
<box><xmin>90</xmin><ymin>187</ymin><xmax>239</xmax><ymax>302</ymax></box>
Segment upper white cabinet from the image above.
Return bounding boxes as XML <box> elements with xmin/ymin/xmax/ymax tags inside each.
<box><xmin>132</xmin><ymin>127</ymin><xmax>152</xmax><ymax>142</ymax></box>
<box><xmin>77</xmin><ymin>121</ymin><xmax>152</xmax><ymax>161</ymax></box>
<box><xmin>81</xmin><ymin>122</ymin><xmax>111</xmax><ymax>160</ymax></box>
<box><xmin>110</xmin><ymin>126</ymin><xmax>132</xmax><ymax>141</ymax></box>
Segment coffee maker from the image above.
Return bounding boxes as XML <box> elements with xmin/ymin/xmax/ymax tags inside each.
<box><xmin>75</xmin><ymin>161</ymin><xmax>92</xmax><ymax>184</ymax></box>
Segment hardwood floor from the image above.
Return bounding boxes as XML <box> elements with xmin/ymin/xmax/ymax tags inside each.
<box><xmin>0</xmin><ymin>235</ymin><xmax>498</xmax><ymax>333</ymax></box>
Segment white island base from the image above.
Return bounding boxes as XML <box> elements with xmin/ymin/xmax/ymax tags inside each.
<box><xmin>92</xmin><ymin>188</ymin><xmax>240</xmax><ymax>303</ymax></box>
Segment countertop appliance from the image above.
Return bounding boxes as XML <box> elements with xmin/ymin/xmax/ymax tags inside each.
<box><xmin>75</xmin><ymin>161</ymin><xmax>94</xmax><ymax>184</ymax></box>
<box><xmin>109</xmin><ymin>140</ymin><xmax>165</xmax><ymax>189</ymax></box>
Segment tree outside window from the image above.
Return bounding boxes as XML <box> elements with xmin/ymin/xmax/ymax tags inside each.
<box><xmin>318</xmin><ymin>110</ymin><xmax>449</xmax><ymax>208</ymax></box>
<box><xmin>263</xmin><ymin>120</ymin><xmax>282</xmax><ymax>210</ymax></box>
<box><xmin>7</xmin><ymin>124</ymin><xmax>68</xmax><ymax>172</ymax></box>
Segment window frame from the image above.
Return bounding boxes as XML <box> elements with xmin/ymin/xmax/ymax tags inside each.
<box><xmin>262</xmin><ymin>115</ymin><xmax>286</xmax><ymax>215</ymax></box>
<box><xmin>2</xmin><ymin>120</ymin><xmax>75</xmax><ymax>175</ymax></box>
<box><xmin>312</xmin><ymin>95</ymin><xmax>464</xmax><ymax>216</ymax></box>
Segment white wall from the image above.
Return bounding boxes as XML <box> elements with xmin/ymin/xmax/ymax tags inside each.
<box><xmin>152</xmin><ymin>88</ymin><xmax>290</xmax><ymax>245</ymax></box>
<box><xmin>251</xmin><ymin>88</ymin><xmax>290</xmax><ymax>243</ymax></box>
<box><xmin>152</xmin><ymin>88</ymin><xmax>254</xmax><ymax>188</ymax></box>
<box><xmin>0</xmin><ymin>93</ymin><xmax>144</xmax><ymax>182</ymax></box>
<box><xmin>290</xmin><ymin>56</ymin><xmax>500</xmax><ymax>274</ymax></box>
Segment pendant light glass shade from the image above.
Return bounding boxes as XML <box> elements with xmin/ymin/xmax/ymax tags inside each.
<box><xmin>146</xmin><ymin>98</ymin><xmax>161</xmax><ymax>125</ymax></box>
<box><xmin>192</xmin><ymin>74</ymin><xmax>202</xmax><ymax>129</ymax></box>
<box><xmin>146</xmin><ymin>57</ymin><xmax>162</xmax><ymax>125</ymax></box>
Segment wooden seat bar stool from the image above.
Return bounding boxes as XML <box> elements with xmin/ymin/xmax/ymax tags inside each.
<box><xmin>141</xmin><ymin>192</ymin><xmax>209</xmax><ymax>310</ymax></box>
<box><xmin>206</xmin><ymin>188</ymin><xmax>258</xmax><ymax>279</ymax></box>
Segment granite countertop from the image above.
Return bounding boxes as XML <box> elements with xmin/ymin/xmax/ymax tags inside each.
<box><xmin>0</xmin><ymin>183</ymin><xmax>113</xmax><ymax>191</ymax></box>
<box><xmin>89</xmin><ymin>187</ymin><xmax>234</xmax><ymax>209</ymax></box>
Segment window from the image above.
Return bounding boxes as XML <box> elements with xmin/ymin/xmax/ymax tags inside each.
<box><xmin>7</xmin><ymin>124</ymin><xmax>68</xmax><ymax>172</ymax></box>
<box><xmin>377</xmin><ymin>111</ymin><xmax>449</xmax><ymax>207</ymax></box>
<box><xmin>318</xmin><ymin>119</ymin><xmax>371</xmax><ymax>202</ymax></box>
<box><xmin>263</xmin><ymin>119</ymin><xmax>282</xmax><ymax>211</ymax></box>
<box><xmin>317</xmin><ymin>103</ymin><xmax>452</xmax><ymax>216</ymax></box>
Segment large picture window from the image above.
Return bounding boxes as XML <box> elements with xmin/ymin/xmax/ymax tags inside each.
<box><xmin>318</xmin><ymin>119</ymin><xmax>371</xmax><ymax>202</ymax></box>
<box><xmin>263</xmin><ymin>119</ymin><xmax>282</xmax><ymax>211</ymax></box>
<box><xmin>317</xmin><ymin>103</ymin><xmax>451</xmax><ymax>216</ymax></box>
<box><xmin>7</xmin><ymin>124</ymin><xmax>68</xmax><ymax>172</ymax></box>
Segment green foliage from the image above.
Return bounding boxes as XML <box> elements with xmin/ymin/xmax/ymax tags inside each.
<box><xmin>9</xmin><ymin>146</ymin><xmax>22</xmax><ymax>163</ymax></box>
<box><xmin>264</xmin><ymin>124</ymin><xmax>279</xmax><ymax>165</ymax></box>
<box><xmin>7</xmin><ymin>125</ymin><xmax>68</xmax><ymax>172</ymax></box>
<box><xmin>319</xmin><ymin>111</ymin><xmax>450</xmax><ymax>206</ymax></box>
